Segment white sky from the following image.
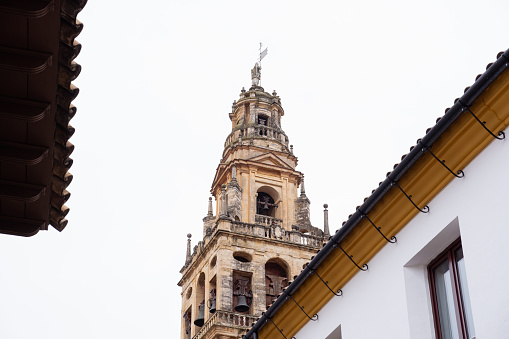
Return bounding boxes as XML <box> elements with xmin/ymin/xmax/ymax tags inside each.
<box><xmin>1</xmin><ymin>1</ymin><xmax>508</xmax><ymax>338</ymax></box>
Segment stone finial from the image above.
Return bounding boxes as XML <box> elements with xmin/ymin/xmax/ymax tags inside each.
<box><xmin>231</xmin><ymin>164</ymin><xmax>237</xmax><ymax>182</ymax></box>
<box><xmin>207</xmin><ymin>197</ymin><xmax>213</xmax><ymax>216</ymax></box>
<box><xmin>290</xmin><ymin>145</ymin><xmax>294</xmax><ymax>154</ymax></box>
<box><xmin>220</xmin><ymin>184</ymin><xmax>228</xmax><ymax>218</ymax></box>
<box><xmin>300</xmin><ymin>177</ymin><xmax>306</xmax><ymax>196</ymax></box>
<box><xmin>295</xmin><ymin>177</ymin><xmax>311</xmax><ymax>231</ymax></box>
<box><xmin>272</xmin><ymin>90</ymin><xmax>277</xmax><ymax>96</ymax></box>
<box><xmin>323</xmin><ymin>204</ymin><xmax>330</xmax><ymax>237</ymax></box>
<box><xmin>185</xmin><ymin>234</ymin><xmax>192</xmax><ymax>264</ymax></box>
<box><xmin>241</xmin><ymin>87</ymin><xmax>246</xmax><ymax>93</ymax></box>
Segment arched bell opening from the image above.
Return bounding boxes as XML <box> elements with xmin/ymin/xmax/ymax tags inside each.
<box><xmin>257</xmin><ymin>192</ymin><xmax>275</xmax><ymax>217</ymax></box>
<box><xmin>183</xmin><ymin>306</ymin><xmax>192</xmax><ymax>339</ymax></box>
<box><xmin>265</xmin><ymin>259</ymin><xmax>289</xmax><ymax>309</ymax></box>
<box><xmin>208</xmin><ymin>275</ymin><xmax>217</xmax><ymax>315</ymax></box>
<box><xmin>256</xmin><ymin>186</ymin><xmax>280</xmax><ymax>219</ymax></box>
<box><xmin>194</xmin><ymin>273</ymin><xmax>206</xmax><ymax>327</ymax></box>
<box><xmin>258</xmin><ymin>114</ymin><xmax>269</xmax><ymax>126</ymax></box>
<box><xmin>232</xmin><ymin>271</ymin><xmax>252</xmax><ymax>314</ymax></box>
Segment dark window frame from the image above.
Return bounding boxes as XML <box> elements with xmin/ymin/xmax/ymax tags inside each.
<box><xmin>428</xmin><ymin>239</ymin><xmax>472</xmax><ymax>339</ymax></box>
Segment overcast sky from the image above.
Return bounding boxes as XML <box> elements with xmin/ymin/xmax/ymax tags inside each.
<box><xmin>1</xmin><ymin>1</ymin><xmax>508</xmax><ymax>338</ymax></box>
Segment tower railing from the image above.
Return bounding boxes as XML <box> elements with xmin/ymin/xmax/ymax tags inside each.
<box><xmin>192</xmin><ymin>310</ymin><xmax>258</xmax><ymax>339</ymax></box>
<box><xmin>223</xmin><ymin>125</ymin><xmax>289</xmax><ymax>148</ymax></box>
<box><xmin>255</xmin><ymin>214</ymin><xmax>282</xmax><ymax>227</ymax></box>
<box><xmin>230</xmin><ymin>220</ymin><xmax>323</xmax><ymax>248</ymax></box>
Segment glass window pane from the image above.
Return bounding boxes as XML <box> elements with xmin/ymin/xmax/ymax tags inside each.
<box><xmin>455</xmin><ymin>247</ymin><xmax>476</xmax><ymax>338</ymax></box>
<box><xmin>434</xmin><ymin>259</ymin><xmax>460</xmax><ymax>339</ymax></box>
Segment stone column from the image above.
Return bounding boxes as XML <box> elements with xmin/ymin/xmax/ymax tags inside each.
<box><xmin>251</xmin><ymin>255</ymin><xmax>267</xmax><ymax>316</ymax></box>
<box><xmin>218</xmin><ymin>266</ymin><xmax>233</xmax><ymax>311</ymax></box>
<box><xmin>204</xmin><ymin>272</ymin><xmax>210</xmax><ymax>323</ymax></box>
<box><xmin>282</xmin><ymin>177</ymin><xmax>288</xmax><ymax>230</ymax></box>
<box><xmin>227</xmin><ymin>165</ymin><xmax>243</xmax><ymax>221</ymax></box>
<box><xmin>249</xmin><ymin>170</ymin><xmax>256</xmax><ymax>224</ymax></box>
<box><xmin>247</xmin><ymin>102</ymin><xmax>256</xmax><ymax>136</ymax></box>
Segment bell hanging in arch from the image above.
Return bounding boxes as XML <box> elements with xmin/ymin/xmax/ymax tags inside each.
<box><xmin>235</xmin><ymin>295</ymin><xmax>250</xmax><ymax>312</ymax></box>
<box><xmin>194</xmin><ymin>303</ymin><xmax>205</xmax><ymax>327</ymax></box>
<box><xmin>208</xmin><ymin>297</ymin><xmax>216</xmax><ymax>314</ymax></box>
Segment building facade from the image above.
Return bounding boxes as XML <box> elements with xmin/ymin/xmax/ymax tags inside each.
<box><xmin>178</xmin><ymin>65</ymin><xmax>328</xmax><ymax>339</ymax></box>
<box><xmin>243</xmin><ymin>49</ymin><xmax>509</xmax><ymax>339</ymax></box>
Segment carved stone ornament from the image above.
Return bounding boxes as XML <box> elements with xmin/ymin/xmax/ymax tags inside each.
<box><xmin>274</xmin><ymin>226</ymin><xmax>282</xmax><ymax>239</ymax></box>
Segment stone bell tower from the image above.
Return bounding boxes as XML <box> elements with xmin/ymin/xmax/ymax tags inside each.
<box><xmin>178</xmin><ymin>63</ymin><xmax>328</xmax><ymax>339</ymax></box>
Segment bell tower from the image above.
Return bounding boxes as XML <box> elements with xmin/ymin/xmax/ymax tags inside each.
<box><xmin>178</xmin><ymin>62</ymin><xmax>327</xmax><ymax>339</ymax></box>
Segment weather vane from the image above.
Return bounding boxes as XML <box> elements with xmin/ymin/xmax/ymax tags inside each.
<box><xmin>258</xmin><ymin>42</ymin><xmax>268</xmax><ymax>67</ymax></box>
<box><xmin>251</xmin><ymin>43</ymin><xmax>268</xmax><ymax>87</ymax></box>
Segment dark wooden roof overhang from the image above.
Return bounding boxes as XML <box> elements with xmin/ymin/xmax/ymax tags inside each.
<box><xmin>0</xmin><ymin>0</ymin><xmax>86</xmax><ymax>236</ymax></box>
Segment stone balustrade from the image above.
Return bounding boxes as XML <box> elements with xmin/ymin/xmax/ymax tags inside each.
<box><xmin>192</xmin><ymin>310</ymin><xmax>258</xmax><ymax>339</ymax></box>
<box><xmin>255</xmin><ymin>214</ymin><xmax>282</xmax><ymax>227</ymax></box>
<box><xmin>182</xmin><ymin>219</ymin><xmax>323</xmax><ymax>274</ymax></box>
<box><xmin>223</xmin><ymin>125</ymin><xmax>289</xmax><ymax>148</ymax></box>
<box><xmin>230</xmin><ymin>220</ymin><xmax>323</xmax><ymax>249</ymax></box>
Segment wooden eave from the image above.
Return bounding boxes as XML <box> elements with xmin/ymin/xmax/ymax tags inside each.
<box><xmin>0</xmin><ymin>0</ymin><xmax>86</xmax><ymax>236</ymax></box>
<box><xmin>256</xmin><ymin>52</ymin><xmax>509</xmax><ymax>338</ymax></box>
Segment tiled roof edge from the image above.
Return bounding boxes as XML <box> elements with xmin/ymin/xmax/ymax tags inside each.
<box><xmin>49</xmin><ymin>0</ymin><xmax>87</xmax><ymax>231</ymax></box>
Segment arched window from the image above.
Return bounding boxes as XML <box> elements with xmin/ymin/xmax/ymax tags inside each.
<box><xmin>258</xmin><ymin>114</ymin><xmax>269</xmax><ymax>136</ymax></box>
<box><xmin>258</xmin><ymin>114</ymin><xmax>268</xmax><ymax>126</ymax></box>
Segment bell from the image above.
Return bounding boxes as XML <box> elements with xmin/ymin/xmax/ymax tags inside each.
<box><xmin>235</xmin><ymin>295</ymin><xmax>250</xmax><ymax>312</ymax></box>
<box><xmin>263</xmin><ymin>202</ymin><xmax>269</xmax><ymax>210</ymax></box>
<box><xmin>208</xmin><ymin>298</ymin><xmax>216</xmax><ymax>314</ymax></box>
<box><xmin>194</xmin><ymin>303</ymin><xmax>205</xmax><ymax>327</ymax></box>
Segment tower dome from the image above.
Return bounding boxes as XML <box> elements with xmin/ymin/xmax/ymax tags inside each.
<box><xmin>223</xmin><ymin>86</ymin><xmax>290</xmax><ymax>159</ymax></box>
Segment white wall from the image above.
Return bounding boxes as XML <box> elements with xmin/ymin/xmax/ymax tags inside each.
<box><xmin>296</xmin><ymin>130</ymin><xmax>509</xmax><ymax>339</ymax></box>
